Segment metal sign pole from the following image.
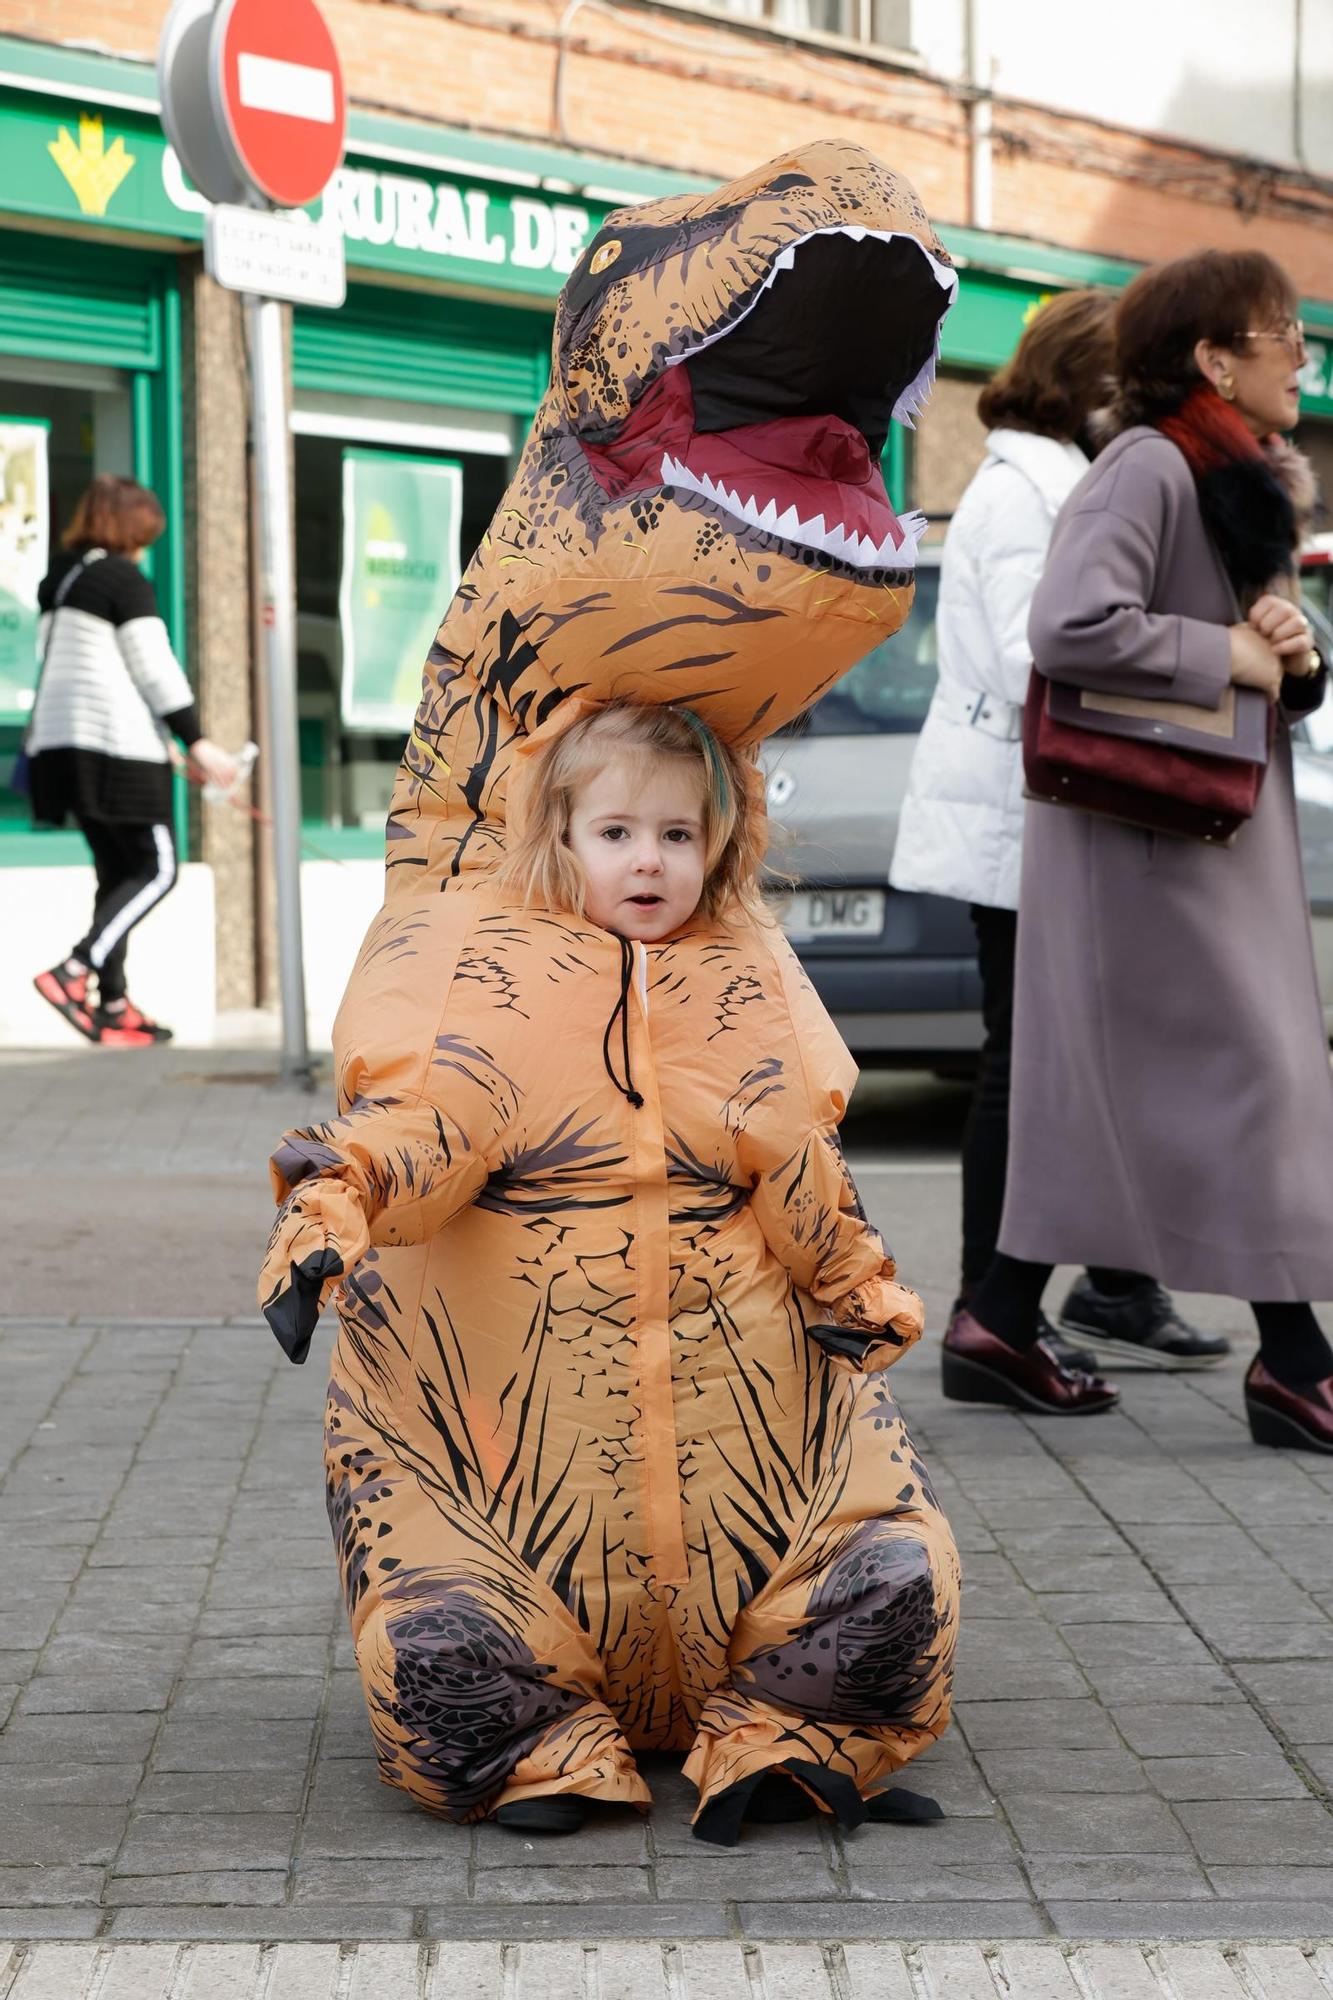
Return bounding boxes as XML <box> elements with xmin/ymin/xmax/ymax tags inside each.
<box><xmin>247</xmin><ymin>290</ymin><xmax>312</xmax><ymax>1086</ymax></box>
<box><xmin>160</xmin><ymin>0</ymin><xmax>344</xmax><ymax>1087</ymax></box>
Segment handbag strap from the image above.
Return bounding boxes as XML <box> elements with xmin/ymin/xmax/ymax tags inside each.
<box><xmin>24</xmin><ymin>547</ymin><xmax>106</xmax><ymax>738</ymax></box>
<box><xmin>44</xmin><ymin>545</ymin><xmax>106</xmax><ymax>647</ymax></box>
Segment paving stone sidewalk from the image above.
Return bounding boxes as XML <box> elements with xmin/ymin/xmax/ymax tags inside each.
<box><xmin>2</xmin><ymin>1046</ymin><xmax>1332</xmax><ymax>1951</ymax></box>
<box><xmin>2</xmin><ymin>1308</ymin><xmax>1333</xmax><ymax>1947</ymax></box>
<box><xmin>8</xmin><ymin>1939</ymin><xmax>1333</xmax><ymax>1998</ymax></box>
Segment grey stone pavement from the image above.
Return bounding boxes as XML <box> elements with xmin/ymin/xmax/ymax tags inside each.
<box><xmin>2</xmin><ymin>1046</ymin><xmax>1333</xmax><ymax>1976</ymax></box>
<box><xmin>7</xmin><ymin>1940</ymin><xmax>1333</xmax><ymax>1998</ymax></box>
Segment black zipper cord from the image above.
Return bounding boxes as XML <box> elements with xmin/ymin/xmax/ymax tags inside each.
<box><xmin>602</xmin><ymin>932</ymin><xmax>645</xmax><ymax>1110</ymax></box>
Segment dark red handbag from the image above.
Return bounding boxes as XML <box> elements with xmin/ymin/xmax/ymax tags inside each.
<box><xmin>1022</xmin><ymin>671</ymin><xmax>1273</xmax><ymax>846</ymax></box>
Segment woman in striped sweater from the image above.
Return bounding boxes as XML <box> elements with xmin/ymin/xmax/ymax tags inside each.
<box><xmin>26</xmin><ymin>475</ymin><xmax>236</xmax><ymax>1046</ymax></box>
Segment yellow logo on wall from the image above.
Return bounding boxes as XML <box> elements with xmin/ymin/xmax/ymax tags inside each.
<box><xmin>49</xmin><ymin>115</ymin><xmax>136</xmax><ymax>218</ymax></box>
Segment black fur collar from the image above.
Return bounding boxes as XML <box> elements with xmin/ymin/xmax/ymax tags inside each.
<box><xmin>1194</xmin><ymin>455</ymin><xmax>1298</xmax><ymax>603</ymax></box>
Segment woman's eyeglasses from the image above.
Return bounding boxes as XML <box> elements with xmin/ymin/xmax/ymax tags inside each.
<box><xmin>1234</xmin><ymin>320</ymin><xmax>1308</xmax><ymax>361</ymax></box>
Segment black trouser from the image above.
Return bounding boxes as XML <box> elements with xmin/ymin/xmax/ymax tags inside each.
<box><xmin>959</xmin><ymin>905</ymin><xmax>1020</xmax><ymax>1297</ymax></box>
<box><xmin>959</xmin><ymin>903</ymin><xmax>1143</xmax><ymax>1304</ymax></box>
<box><xmin>72</xmin><ymin>818</ymin><xmax>177</xmax><ymax>1005</ymax></box>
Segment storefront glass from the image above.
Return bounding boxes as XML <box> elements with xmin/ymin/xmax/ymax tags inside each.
<box><xmin>0</xmin><ymin>222</ymin><xmax>183</xmax><ymax>862</ymax></box>
<box><xmin>289</xmin><ymin>272</ymin><xmax>554</xmax><ymax>848</ymax></box>
<box><xmin>294</xmin><ymin>426</ymin><xmax>512</xmax><ymax>840</ymax></box>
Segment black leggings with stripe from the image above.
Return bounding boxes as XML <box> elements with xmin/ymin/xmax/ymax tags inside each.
<box><xmin>72</xmin><ymin>818</ymin><xmax>178</xmax><ymax>1005</ymax></box>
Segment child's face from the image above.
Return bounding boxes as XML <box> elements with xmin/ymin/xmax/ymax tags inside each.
<box><xmin>567</xmin><ymin>751</ymin><xmax>708</xmax><ymax>941</ymax></box>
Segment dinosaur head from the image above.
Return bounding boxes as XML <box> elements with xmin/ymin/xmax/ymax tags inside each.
<box><xmin>388</xmin><ymin>139</ymin><xmax>956</xmax><ymax>887</ymax></box>
<box><xmin>558</xmin><ymin>140</ymin><xmax>951</xmax><ymax>454</ymax></box>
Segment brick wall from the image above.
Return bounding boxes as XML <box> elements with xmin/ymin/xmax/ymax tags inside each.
<box><xmin>6</xmin><ymin>0</ymin><xmax>1331</xmax><ymax>295</ymax></box>
<box><xmin>914</xmin><ymin>371</ymin><xmax>989</xmax><ymax>523</ymax></box>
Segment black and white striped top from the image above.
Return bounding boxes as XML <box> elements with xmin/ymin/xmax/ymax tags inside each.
<box><xmin>26</xmin><ymin>548</ymin><xmax>201</xmax><ymax>827</ymax></box>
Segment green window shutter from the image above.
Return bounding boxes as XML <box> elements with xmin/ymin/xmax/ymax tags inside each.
<box><xmin>0</xmin><ymin>227</ymin><xmax>163</xmax><ymax>371</ymax></box>
<box><xmin>293</xmin><ymin>282</ymin><xmax>551</xmax><ymax>415</ymax></box>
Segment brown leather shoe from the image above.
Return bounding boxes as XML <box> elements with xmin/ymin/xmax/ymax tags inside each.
<box><xmin>941</xmin><ymin>1309</ymin><xmax>1119</xmax><ymax>1415</ymax></box>
<box><xmin>1245</xmin><ymin>1355</ymin><xmax>1333</xmax><ymax>1454</ymax></box>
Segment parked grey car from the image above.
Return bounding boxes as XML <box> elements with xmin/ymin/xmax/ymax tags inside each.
<box><xmin>761</xmin><ymin>550</ymin><xmax>1333</xmax><ymax>1063</ymax></box>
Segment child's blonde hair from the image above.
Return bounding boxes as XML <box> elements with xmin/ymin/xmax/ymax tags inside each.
<box><xmin>498</xmin><ymin>702</ymin><xmax>768</xmax><ymax>925</ymax></box>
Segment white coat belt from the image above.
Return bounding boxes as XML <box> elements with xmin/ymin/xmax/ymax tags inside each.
<box><xmin>945</xmin><ymin>684</ymin><xmax>1024</xmax><ymax>742</ymax></box>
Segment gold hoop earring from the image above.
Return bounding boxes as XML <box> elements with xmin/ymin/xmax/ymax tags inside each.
<box><xmin>1218</xmin><ymin>372</ymin><xmax>1237</xmax><ymax>401</ymax></box>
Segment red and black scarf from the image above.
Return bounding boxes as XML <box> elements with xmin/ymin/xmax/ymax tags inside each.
<box><xmin>1156</xmin><ymin>385</ymin><xmax>1300</xmax><ymax>602</ymax></box>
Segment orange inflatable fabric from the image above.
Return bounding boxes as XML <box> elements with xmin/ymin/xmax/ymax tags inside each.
<box><xmin>260</xmin><ymin>140</ymin><xmax>962</xmax><ymax>1838</ymax></box>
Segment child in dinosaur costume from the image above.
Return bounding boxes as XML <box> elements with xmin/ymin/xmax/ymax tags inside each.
<box><xmin>260</xmin><ymin>140</ymin><xmax>962</xmax><ymax>1841</ymax></box>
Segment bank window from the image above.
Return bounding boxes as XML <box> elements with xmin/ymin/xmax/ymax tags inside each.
<box><xmin>294</xmin><ymin>430</ymin><xmax>511</xmax><ymax>839</ymax></box>
<box><xmin>688</xmin><ymin>0</ymin><xmax>911</xmax><ymax>52</ymax></box>
<box><xmin>0</xmin><ymin>366</ymin><xmax>136</xmax><ymax>848</ymax></box>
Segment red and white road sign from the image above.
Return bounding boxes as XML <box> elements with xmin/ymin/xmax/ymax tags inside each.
<box><xmin>210</xmin><ymin>0</ymin><xmax>346</xmax><ymax>210</ymax></box>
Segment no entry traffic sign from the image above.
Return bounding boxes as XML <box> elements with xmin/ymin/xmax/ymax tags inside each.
<box><xmin>210</xmin><ymin>0</ymin><xmax>346</xmax><ymax>210</ymax></box>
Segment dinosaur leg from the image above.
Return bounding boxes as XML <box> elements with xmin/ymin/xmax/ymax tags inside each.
<box><xmin>326</xmin><ymin>1390</ymin><xmax>649</xmax><ymax>1822</ymax></box>
<box><xmin>684</xmin><ymin>1399</ymin><xmax>959</xmax><ymax>1843</ymax></box>
<box><xmin>353</xmin><ymin>1587</ymin><xmax>648</xmax><ymax>1820</ymax></box>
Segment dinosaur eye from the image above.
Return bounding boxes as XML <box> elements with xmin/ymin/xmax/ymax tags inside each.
<box><xmin>589</xmin><ymin>239</ymin><xmax>622</xmax><ymax>275</ymax></box>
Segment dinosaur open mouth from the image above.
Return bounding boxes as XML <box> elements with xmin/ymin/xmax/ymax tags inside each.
<box><xmin>677</xmin><ymin>227</ymin><xmax>956</xmax><ymax>443</ymax></box>
<box><xmin>660</xmin><ymin>411</ymin><xmax>912</xmax><ymax>571</ymax></box>
<box><xmin>583</xmin><ymin>226</ymin><xmax>955</xmax><ymax>576</ymax></box>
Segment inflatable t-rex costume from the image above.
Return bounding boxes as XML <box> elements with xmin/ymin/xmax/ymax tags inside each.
<box><xmin>261</xmin><ymin>140</ymin><xmax>962</xmax><ymax>1839</ymax></box>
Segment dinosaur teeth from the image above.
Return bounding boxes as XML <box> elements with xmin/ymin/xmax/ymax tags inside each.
<box><xmin>654</xmin><ymin>457</ymin><xmax>918</xmax><ymax>571</ymax></box>
<box><xmin>891</xmin><ymin>330</ymin><xmax>945</xmax><ymax>430</ymax></box>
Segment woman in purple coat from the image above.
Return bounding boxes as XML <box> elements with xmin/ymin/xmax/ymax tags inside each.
<box><xmin>942</xmin><ymin>249</ymin><xmax>1333</xmax><ymax>1454</ymax></box>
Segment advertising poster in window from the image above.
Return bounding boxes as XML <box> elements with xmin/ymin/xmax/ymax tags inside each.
<box><xmin>0</xmin><ymin>416</ymin><xmax>49</xmax><ymax>719</ymax></box>
<box><xmin>338</xmin><ymin>448</ymin><xmax>461</xmax><ymax>732</ymax></box>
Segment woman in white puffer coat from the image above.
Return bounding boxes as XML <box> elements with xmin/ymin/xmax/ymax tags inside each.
<box><xmin>891</xmin><ymin>290</ymin><xmax>1221</xmax><ymax>1385</ymax></box>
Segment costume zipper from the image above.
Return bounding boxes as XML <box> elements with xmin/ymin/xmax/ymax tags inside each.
<box><xmin>602</xmin><ymin>932</ymin><xmax>645</xmax><ymax>1108</ymax></box>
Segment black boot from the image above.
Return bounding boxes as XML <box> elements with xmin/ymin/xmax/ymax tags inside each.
<box><xmin>1059</xmin><ymin>1276</ymin><xmax>1229</xmax><ymax>1371</ymax></box>
<box><xmin>494</xmin><ymin>1794</ymin><xmax>588</xmax><ymax>1834</ymax></box>
<box><xmin>693</xmin><ymin>1762</ymin><xmax>864</xmax><ymax>1846</ymax></box>
<box><xmin>744</xmin><ymin>1773</ymin><xmax>819</xmax><ymax>1824</ymax></box>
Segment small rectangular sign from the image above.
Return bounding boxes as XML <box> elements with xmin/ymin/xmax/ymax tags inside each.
<box><xmin>205</xmin><ymin>202</ymin><xmax>346</xmax><ymax>307</ymax></box>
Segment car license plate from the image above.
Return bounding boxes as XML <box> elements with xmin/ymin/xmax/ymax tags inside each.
<box><xmin>777</xmin><ymin>888</ymin><xmax>886</xmax><ymax>942</ymax></box>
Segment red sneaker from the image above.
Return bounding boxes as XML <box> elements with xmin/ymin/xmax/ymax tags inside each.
<box><xmin>95</xmin><ymin>998</ymin><xmax>173</xmax><ymax>1045</ymax></box>
<box><xmin>33</xmin><ymin>962</ymin><xmax>99</xmax><ymax>1043</ymax></box>
<box><xmin>95</xmin><ymin>1021</ymin><xmax>158</xmax><ymax>1048</ymax></box>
